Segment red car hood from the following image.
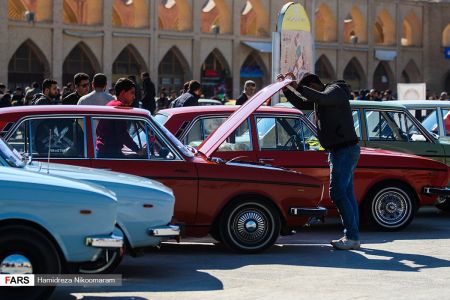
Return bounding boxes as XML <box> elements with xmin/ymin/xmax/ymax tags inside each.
<box><xmin>360</xmin><ymin>147</ymin><xmax>448</xmax><ymax>171</ymax></box>
<box><xmin>198</xmin><ymin>79</ymin><xmax>292</xmax><ymax>157</ymax></box>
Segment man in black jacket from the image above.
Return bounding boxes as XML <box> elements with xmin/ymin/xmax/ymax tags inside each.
<box><xmin>173</xmin><ymin>80</ymin><xmax>201</xmax><ymax>107</ymax></box>
<box><xmin>278</xmin><ymin>72</ymin><xmax>361</xmax><ymax>250</ymax></box>
<box><xmin>33</xmin><ymin>79</ymin><xmax>58</xmax><ymax>105</ymax></box>
<box><xmin>62</xmin><ymin>73</ymin><xmax>90</xmax><ymax>105</ymax></box>
<box><xmin>236</xmin><ymin>80</ymin><xmax>256</xmax><ymax>105</ymax></box>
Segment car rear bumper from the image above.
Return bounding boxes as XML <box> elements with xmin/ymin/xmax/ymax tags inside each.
<box><xmin>147</xmin><ymin>224</ymin><xmax>180</xmax><ymax>237</ymax></box>
<box><xmin>423</xmin><ymin>187</ymin><xmax>450</xmax><ymax>196</ymax></box>
<box><xmin>85</xmin><ymin>233</ymin><xmax>124</xmax><ymax>248</ymax></box>
<box><xmin>289</xmin><ymin>206</ymin><xmax>327</xmax><ymax>217</ymax></box>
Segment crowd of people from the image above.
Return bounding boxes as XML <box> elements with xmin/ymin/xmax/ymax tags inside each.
<box><xmin>0</xmin><ymin>74</ymin><xmax>448</xmax><ymax>112</ymax></box>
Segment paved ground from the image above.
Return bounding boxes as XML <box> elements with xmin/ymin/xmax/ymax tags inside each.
<box><xmin>50</xmin><ymin>207</ymin><xmax>450</xmax><ymax>300</ymax></box>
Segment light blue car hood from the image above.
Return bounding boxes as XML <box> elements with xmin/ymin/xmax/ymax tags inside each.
<box><xmin>25</xmin><ymin>162</ymin><xmax>173</xmax><ymax>197</ymax></box>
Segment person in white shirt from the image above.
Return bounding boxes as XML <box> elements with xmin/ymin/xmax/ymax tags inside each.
<box><xmin>77</xmin><ymin>73</ymin><xmax>115</xmax><ymax>105</ymax></box>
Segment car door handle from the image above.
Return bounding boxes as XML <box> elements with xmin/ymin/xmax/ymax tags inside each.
<box><xmin>259</xmin><ymin>158</ymin><xmax>274</xmax><ymax>162</ymax></box>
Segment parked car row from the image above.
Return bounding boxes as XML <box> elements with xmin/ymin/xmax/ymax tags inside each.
<box><xmin>0</xmin><ymin>80</ymin><xmax>449</xmax><ymax>299</ymax></box>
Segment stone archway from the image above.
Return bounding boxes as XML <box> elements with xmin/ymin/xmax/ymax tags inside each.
<box><xmin>201</xmin><ymin>0</ymin><xmax>232</xmax><ymax>34</ymax></box>
<box><xmin>401</xmin><ymin>60</ymin><xmax>421</xmax><ymax>83</ymax></box>
<box><xmin>239</xmin><ymin>51</ymin><xmax>269</xmax><ymax>92</ymax></box>
<box><xmin>402</xmin><ymin>11</ymin><xmax>421</xmax><ymax>46</ymax></box>
<box><xmin>8</xmin><ymin>39</ymin><xmax>50</xmax><ymax>89</ymax></box>
<box><xmin>343</xmin><ymin>57</ymin><xmax>366</xmax><ymax>91</ymax></box>
<box><xmin>112</xmin><ymin>45</ymin><xmax>148</xmax><ymax>83</ymax></box>
<box><xmin>373</xmin><ymin>62</ymin><xmax>394</xmax><ymax>91</ymax></box>
<box><xmin>373</xmin><ymin>9</ymin><xmax>395</xmax><ymax>45</ymax></box>
<box><xmin>200</xmin><ymin>49</ymin><xmax>232</xmax><ymax>98</ymax></box>
<box><xmin>315</xmin><ymin>3</ymin><xmax>337</xmax><ymax>42</ymax></box>
<box><xmin>343</xmin><ymin>6</ymin><xmax>367</xmax><ymax>44</ymax></box>
<box><xmin>158</xmin><ymin>0</ymin><xmax>192</xmax><ymax>31</ymax></box>
<box><xmin>315</xmin><ymin>55</ymin><xmax>336</xmax><ymax>84</ymax></box>
<box><xmin>62</xmin><ymin>42</ymin><xmax>100</xmax><ymax>86</ymax></box>
<box><xmin>240</xmin><ymin>0</ymin><xmax>269</xmax><ymax>37</ymax></box>
<box><xmin>158</xmin><ymin>46</ymin><xmax>191</xmax><ymax>94</ymax></box>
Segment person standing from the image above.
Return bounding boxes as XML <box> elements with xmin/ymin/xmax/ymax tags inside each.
<box><xmin>141</xmin><ymin>72</ymin><xmax>156</xmax><ymax>115</ymax></box>
<box><xmin>77</xmin><ymin>73</ymin><xmax>115</xmax><ymax>105</ymax></box>
<box><xmin>33</xmin><ymin>79</ymin><xmax>58</xmax><ymax>105</ymax></box>
<box><xmin>62</xmin><ymin>73</ymin><xmax>90</xmax><ymax>105</ymax></box>
<box><xmin>157</xmin><ymin>88</ymin><xmax>170</xmax><ymax>111</ymax></box>
<box><xmin>95</xmin><ymin>78</ymin><xmax>145</xmax><ymax>158</ymax></box>
<box><xmin>236</xmin><ymin>80</ymin><xmax>256</xmax><ymax>105</ymax></box>
<box><xmin>278</xmin><ymin>72</ymin><xmax>361</xmax><ymax>250</ymax></box>
<box><xmin>173</xmin><ymin>80</ymin><xmax>201</xmax><ymax>107</ymax></box>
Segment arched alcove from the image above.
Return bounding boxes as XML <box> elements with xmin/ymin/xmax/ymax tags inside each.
<box><xmin>343</xmin><ymin>6</ymin><xmax>367</xmax><ymax>44</ymax></box>
<box><xmin>8</xmin><ymin>39</ymin><xmax>50</xmax><ymax>89</ymax></box>
<box><xmin>112</xmin><ymin>45</ymin><xmax>148</xmax><ymax>83</ymax></box>
<box><xmin>401</xmin><ymin>11</ymin><xmax>422</xmax><ymax>46</ymax></box>
<box><xmin>401</xmin><ymin>60</ymin><xmax>421</xmax><ymax>83</ymax></box>
<box><xmin>240</xmin><ymin>51</ymin><xmax>269</xmax><ymax>91</ymax></box>
<box><xmin>343</xmin><ymin>57</ymin><xmax>366</xmax><ymax>90</ymax></box>
<box><xmin>112</xmin><ymin>0</ymin><xmax>149</xmax><ymax>28</ymax></box>
<box><xmin>200</xmin><ymin>49</ymin><xmax>232</xmax><ymax>98</ymax></box>
<box><xmin>62</xmin><ymin>43</ymin><xmax>100</xmax><ymax>86</ymax></box>
<box><xmin>201</xmin><ymin>0</ymin><xmax>232</xmax><ymax>34</ymax></box>
<box><xmin>240</xmin><ymin>0</ymin><xmax>269</xmax><ymax>37</ymax></box>
<box><xmin>158</xmin><ymin>47</ymin><xmax>191</xmax><ymax>93</ymax></box>
<box><xmin>159</xmin><ymin>0</ymin><xmax>192</xmax><ymax>31</ymax></box>
<box><xmin>315</xmin><ymin>55</ymin><xmax>336</xmax><ymax>84</ymax></box>
<box><xmin>315</xmin><ymin>3</ymin><xmax>337</xmax><ymax>42</ymax></box>
<box><xmin>373</xmin><ymin>9</ymin><xmax>395</xmax><ymax>45</ymax></box>
<box><xmin>373</xmin><ymin>62</ymin><xmax>394</xmax><ymax>91</ymax></box>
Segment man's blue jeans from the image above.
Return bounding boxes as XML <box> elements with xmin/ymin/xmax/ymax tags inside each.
<box><xmin>328</xmin><ymin>144</ymin><xmax>361</xmax><ymax>241</ymax></box>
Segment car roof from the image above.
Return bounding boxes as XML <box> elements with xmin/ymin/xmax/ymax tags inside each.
<box><xmin>398</xmin><ymin>100</ymin><xmax>450</xmax><ymax>107</ymax></box>
<box><xmin>0</xmin><ymin>105</ymin><xmax>151</xmax><ymax>118</ymax></box>
<box><xmin>158</xmin><ymin>105</ymin><xmax>304</xmax><ymax>117</ymax></box>
<box><xmin>350</xmin><ymin>100</ymin><xmax>407</xmax><ymax>109</ymax></box>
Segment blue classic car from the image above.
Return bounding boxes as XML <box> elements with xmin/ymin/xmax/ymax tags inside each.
<box><xmin>0</xmin><ymin>137</ymin><xmax>178</xmax><ymax>274</ymax></box>
<box><xmin>0</xmin><ymin>163</ymin><xmax>122</xmax><ymax>300</ymax></box>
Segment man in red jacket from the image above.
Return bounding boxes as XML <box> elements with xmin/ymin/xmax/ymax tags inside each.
<box><xmin>96</xmin><ymin>78</ymin><xmax>146</xmax><ymax>158</ymax></box>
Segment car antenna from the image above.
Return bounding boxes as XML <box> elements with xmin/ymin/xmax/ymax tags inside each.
<box><xmin>47</xmin><ymin>129</ymin><xmax>51</xmax><ymax>174</ymax></box>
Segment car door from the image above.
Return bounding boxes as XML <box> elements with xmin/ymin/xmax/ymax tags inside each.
<box><xmin>181</xmin><ymin>115</ymin><xmax>258</xmax><ymax>162</ymax></box>
<box><xmin>6</xmin><ymin>116</ymin><xmax>91</xmax><ymax>167</ymax></box>
<box><xmin>362</xmin><ymin>108</ymin><xmax>446</xmax><ymax>164</ymax></box>
<box><xmin>252</xmin><ymin>114</ymin><xmax>332</xmax><ymax>206</ymax></box>
<box><xmin>89</xmin><ymin>116</ymin><xmax>199</xmax><ymax>224</ymax></box>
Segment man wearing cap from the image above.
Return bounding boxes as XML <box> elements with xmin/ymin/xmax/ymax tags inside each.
<box><xmin>236</xmin><ymin>80</ymin><xmax>256</xmax><ymax>105</ymax></box>
<box><xmin>277</xmin><ymin>72</ymin><xmax>360</xmax><ymax>250</ymax></box>
<box><xmin>440</xmin><ymin>92</ymin><xmax>448</xmax><ymax>101</ymax></box>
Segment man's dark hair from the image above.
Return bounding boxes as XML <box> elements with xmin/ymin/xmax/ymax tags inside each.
<box><xmin>141</xmin><ymin>72</ymin><xmax>149</xmax><ymax>79</ymax></box>
<box><xmin>93</xmin><ymin>73</ymin><xmax>107</xmax><ymax>88</ymax></box>
<box><xmin>188</xmin><ymin>80</ymin><xmax>201</xmax><ymax>92</ymax></box>
<box><xmin>299</xmin><ymin>73</ymin><xmax>323</xmax><ymax>87</ymax></box>
<box><xmin>183</xmin><ymin>81</ymin><xmax>190</xmax><ymax>93</ymax></box>
<box><xmin>127</xmin><ymin>75</ymin><xmax>137</xmax><ymax>82</ymax></box>
<box><xmin>0</xmin><ymin>83</ymin><xmax>5</xmax><ymax>90</ymax></box>
<box><xmin>74</xmin><ymin>73</ymin><xmax>89</xmax><ymax>86</ymax></box>
<box><xmin>115</xmin><ymin>78</ymin><xmax>135</xmax><ymax>96</ymax></box>
<box><xmin>32</xmin><ymin>81</ymin><xmax>39</xmax><ymax>88</ymax></box>
<box><xmin>42</xmin><ymin>79</ymin><xmax>57</xmax><ymax>92</ymax></box>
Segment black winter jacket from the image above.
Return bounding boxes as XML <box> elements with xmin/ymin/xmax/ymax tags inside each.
<box><xmin>283</xmin><ymin>82</ymin><xmax>358</xmax><ymax>150</ymax></box>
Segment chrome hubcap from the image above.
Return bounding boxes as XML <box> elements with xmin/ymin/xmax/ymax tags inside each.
<box><xmin>374</xmin><ymin>189</ymin><xmax>410</xmax><ymax>226</ymax></box>
<box><xmin>0</xmin><ymin>254</ymin><xmax>33</xmax><ymax>274</ymax></box>
<box><xmin>234</xmin><ymin>210</ymin><xmax>267</xmax><ymax>243</ymax></box>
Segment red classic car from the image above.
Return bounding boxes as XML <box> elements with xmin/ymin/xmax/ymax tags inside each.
<box><xmin>157</xmin><ymin>105</ymin><xmax>450</xmax><ymax>231</ymax></box>
<box><xmin>0</xmin><ymin>80</ymin><xmax>325</xmax><ymax>253</ymax></box>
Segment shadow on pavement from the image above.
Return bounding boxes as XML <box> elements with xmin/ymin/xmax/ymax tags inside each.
<box><xmin>50</xmin><ymin>207</ymin><xmax>450</xmax><ymax>299</ymax></box>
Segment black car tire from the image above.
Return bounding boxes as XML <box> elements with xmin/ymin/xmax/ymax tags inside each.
<box><xmin>0</xmin><ymin>225</ymin><xmax>61</xmax><ymax>300</ymax></box>
<box><xmin>363</xmin><ymin>183</ymin><xmax>417</xmax><ymax>231</ymax></box>
<box><xmin>219</xmin><ymin>200</ymin><xmax>281</xmax><ymax>253</ymax></box>
<box><xmin>435</xmin><ymin>197</ymin><xmax>450</xmax><ymax>212</ymax></box>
